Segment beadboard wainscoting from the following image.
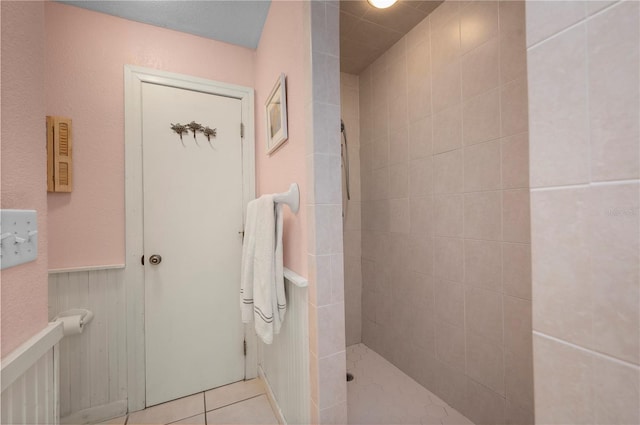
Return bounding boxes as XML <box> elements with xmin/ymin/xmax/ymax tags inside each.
<box><xmin>258</xmin><ymin>272</ymin><xmax>310</xmax><ymax>425</ymax></box>
<box><xmin>1</xmin><ymin>323</ymin><xmax>63</xmax><ymax>425</ymax></box>
<box><xmin>48</xmin><ymin>267</ymin><xmax>127</xmax><ymax>423</ymax></box>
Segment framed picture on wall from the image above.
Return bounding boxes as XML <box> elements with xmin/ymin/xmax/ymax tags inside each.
<box><xmin>265</xmin><ymin>73</ymin><xmax>288</xmax><ymax>155</ymax></box>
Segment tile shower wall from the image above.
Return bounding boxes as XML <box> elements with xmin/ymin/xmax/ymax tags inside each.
<box><xmin>305</xmin><ymin>2</ymin><xmax>347</xmax><ymax>423</ymax></box>
<box><xmin>358</xmin><ymin>1</ymin><xmax>532</xmax><ymax>423</ymax></box>
<box><xmin>340</xmin><ymin>73</ymin><xmax>362</xmax><ymax>346</ymax></box>
<box><xmin>526</xmin><ymin>1</ymin><xmax>640</xmax><ymax>424</ymax></box>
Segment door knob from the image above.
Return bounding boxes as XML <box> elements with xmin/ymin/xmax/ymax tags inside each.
<box><xmin>149</xmin><ymin>254</ymin><xmax>162</xmax><ymax>265</ymax></box>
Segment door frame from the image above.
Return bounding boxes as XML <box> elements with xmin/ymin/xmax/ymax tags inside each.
<box><xmin>123</xmin><ymin>65</ymin><xmax>256</xmax><ymax>412</ymax></box>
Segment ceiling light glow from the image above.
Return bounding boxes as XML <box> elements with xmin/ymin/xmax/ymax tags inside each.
<box><xmin>367</xmin><ymin>0</ymin><xmax>398</xmax><ymax>9</ymax></box>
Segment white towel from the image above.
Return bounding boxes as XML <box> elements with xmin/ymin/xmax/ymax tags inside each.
<box><xmin>240</xmin><ymin>195</ymin><xmax>286</xmax><ymax>344</ymax></box>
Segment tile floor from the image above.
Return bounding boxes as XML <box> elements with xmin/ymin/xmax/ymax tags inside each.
<box><xmin>101</xmin><ymin>346</ymin><xmax>472</xmax><ymax>425</ymax></box>
<box><xmin>101</xmin><ymin>379</ymin><xmax>280</xmax><ymax>425</ymax></box>
<box><xmin>347</xmin><ymin>344</ymin><xmax>474</xmax><ymax>425</ymax></box>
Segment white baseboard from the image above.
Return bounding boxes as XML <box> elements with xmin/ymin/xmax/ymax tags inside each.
<box><xmin>258</xmin><ymin>366</ymin><xmax>287</xmax><ymax>425</ymax></box>
<box><xmin>60</xmin><ymin>400</ymin><xmax>127</xmax><ymax>425</ymax></box>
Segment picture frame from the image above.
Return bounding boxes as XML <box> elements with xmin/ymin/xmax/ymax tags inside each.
<box><xmin>265</xmin><ymin>73</ymin><xmax>288</xmax><ymax>155</ymax></box>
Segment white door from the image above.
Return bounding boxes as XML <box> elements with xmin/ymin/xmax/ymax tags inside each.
<box><xmin>141</xmin><ymin>82</ymin><xmax>245</xmax><ymax>406</ymax></box>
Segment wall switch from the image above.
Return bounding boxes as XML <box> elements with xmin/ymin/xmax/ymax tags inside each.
<box><xmin>1</xmin><ymin>210</ymin><xmax>38</xmax><ymax>270</ymax></box>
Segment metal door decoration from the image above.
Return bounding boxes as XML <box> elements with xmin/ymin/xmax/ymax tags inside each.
<box><xmin>170</xmin><ymin>121</ymin><xmax>217</xmax><ymax>146</ymax></box>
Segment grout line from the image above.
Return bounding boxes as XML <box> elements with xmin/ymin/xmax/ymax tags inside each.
<box><xmin>533</xmin><ymin>331</ymin><xmax>640</xmax><ymax>371</ymax></box>
<box><xmin>526</xmin><ymin>0</ymin><xmax>622</xmax><ymax>51</ymax></box>
<box><xmin>531</xmin><ymin>178</ymin><xmax>640</xmax><ymax>192</ymax></box>
<box><xmin>204</xmin><ymin>393</ymin><xmax>265</xmax><ymax>415</ymax></box>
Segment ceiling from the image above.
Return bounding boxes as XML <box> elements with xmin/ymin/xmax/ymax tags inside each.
<box><xmin>58</xmin><ymin>1</ymin><xmax>271</xmax><ymax>49</ymax></box>
<box><xmin>340</xmin><ymin>0</ymin><xmax>442</xmax><ymax>75</ymax></box>
<box><xmin>59</xmin><ymin>0</ymin><xmax>440</xmax><ymax>75</ymax></box>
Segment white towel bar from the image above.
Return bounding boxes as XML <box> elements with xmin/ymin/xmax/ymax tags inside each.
<box><xmin>273</xmin><ymin>183</ymin><xmax>300</xmax><ymax>214</ymax></box>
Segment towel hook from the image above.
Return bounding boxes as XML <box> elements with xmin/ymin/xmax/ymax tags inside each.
<box><xmin>273</xmin><ymin>183</ymin><xmax>300</xmax><ymax>214</ymax></box>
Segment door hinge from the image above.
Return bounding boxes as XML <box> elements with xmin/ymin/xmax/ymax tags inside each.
<box><xmin>141</xmin><ymin>255</ymin><xmax>144</xmax><ymax>265</ymax></box>
<box><xmin>240</xmin><ymin>123</ymin><xmax>244</xmax><ymax>139</ymax></box>
<box><xmin>243</xmin><ymin>339</ymin><xmax>247</xmax><ymax>356</ymax></box>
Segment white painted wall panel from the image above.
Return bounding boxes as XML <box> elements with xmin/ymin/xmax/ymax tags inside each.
<box><xmin>1</xmin><ymin>348</ymin><xmax>57</xmax><ymax>425</ymax></box>
<box><xmin>48</xmin><ymin>268</ymin><xmax>127</xmax><ymax>422</ymax></box>
<box><xmin>259</xmin><ymin>278</ymin><xmax>310</xmax><ymax>425</ymax></box>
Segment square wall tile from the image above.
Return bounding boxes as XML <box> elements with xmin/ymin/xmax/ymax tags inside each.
<box><xmin>433</xmin><ymin>149</ymin><xmax>464</xmax><ymax>194</ymax></box>
<box><xmin>389</xmin><ymin>163</ymin><xmax>409</xmax><ymax>199</ymax></box>
<box><xmin>389</xmin><ymin>126</ymin><xmax>409</xmax><ymax>165</ymax></box>
<box><xmin>504</xmin><ymin>296</ymin><xmax>532</xmax><ymax>359</ymax></box>
<box><xmin>434</xmin><ymin>194</ymin><xmax>464</xmax><ymax>238</ymax></box>
<box><xmin>461</xmin><ymin>37</ymin><xmax>499</xmax><ymax>100</ymax></box>
<box><xmin>588</xmin><ymin>182</ymin><xmax>640</xmax><ymax>363</ymax></box>
<box><xmin>388</xmin><ymin>93</ymin><xmax>409</xmax><ymax>132</ymax></box>
<box><xmin>435</xmin><ymin>278</ymin><xmax>465</xmax><ymax>327</ymax></box>
<box><xmin>465</xmin><ymin>331</ymin><xmax>505</xmax><ymax>396</ymax></box>
<box><xmin>431</xmin><ymin>16</ymin><xmax>461</xmax><ymax>72</ymax></box>
<box><xmin>587</xmin><ymin>0</ymin><xmax>640</xmax><ymax>181</ymax></box>
<box><xmin>463</xmin><ymin>88</ymin><xmax>501</xmax><ymax>147</ymax></box>
<box><xmin>432</xmin><ymin>60</ymin><xmax>462</xmax><ymax>114</ymax></box>
<box><xmin>592</xmin><ymin>355</ymin><xmax>640</xmax><ymax>424</ymax></box>
<box><xmin>435</xmin><ymin>361</ymin><xmax>468</xmax><ymax>412</ymax></box>
<box><xmin>505</xmin><ymin>399</ymin><xmax>534</xmax><ymax>425</ymax></box>
<box><xmin>463</xmin><ymin>139</ymin><xmax>501</xmax><ymax>192</ymax></box>
<box><xmin>410</xmin><ymin>195</ymin><xmax>433</xmax><ymax>237</ymax></box>
<box><xmin>505</xmin><ymin>348</ymin><xmax>534</xmax><ymax>414</ymax></box>
<box><xmin>501</xmin><ymin>132</ymin><xmax>529</xmax><ymax>189</ymax></box>
<box><xmin>409</xmin><ymin>234</ymin><xmax>434</xmax><ymax>276</ymax></box>
<box><xmin>409</xmin><ymin>157</ymin><xmax>433</xmax><ymax>197</ymax></box>
<box><xmin>433</xmin><ymin>104</ymin><xmax>463</xmax><ymax>154</ymax></box>
<box><xmin>500</xmin><ymin>26</ymin><xmax>527</xmax><ymax>84</ymax></box>
<box><xmin>318</xmin><ymin>351</ymin><xmax>347</xmax><ymax>409</ymax></box>
<box><xmin>372</xmin><ymin>136</ymin><xmax>390</xmax><ymax>169</ymax></box>
<box><xmin>436</xmin><ymin>320</ymin><xmax>466</xmax><ymax>370</ymax></box>
<box><xmin>525</xmin><ymin>0</ymin><xmax>586</xmax><ymax>47</ymax></box>
<box><xmin>502</xmin><ymin>189</ymin><xmax>531</xmax><ymax>243</ymax></box>
<box><xmin>464</xmin><ymin>239</ymin><xmax>502</xmax><ymax>292</ymax></box>
<box><xmin>531</xmin><ymin>188</ymin><xmax>592</xmax><ymax>347</ymax></box>
<box><xmin>528</xmin><ymin>25</ymin><xmax>589</xmax><ymax>187</ymax></box>
<box><xmin>502</xmin><ymin>242</ymin><xmax>532</xmax><ymax>300</ymax></box>
<box><xmin>466</xmin><ymin>377</ymin><xmax>506</xmax><ymax>425</ymax></box>
<box><xmin>499</xmin><ymin>0</ymin><xmax>526</xmax><ymax>34</ymax></box>
<box><xmin>429</xmin><ymin>0</ymin><xmax>460</xmax><ymax>32</ymax></box>
<box><xmin>500</xmin><ymin>75</ymin><xmax>528</xmax><ymax>138</ymax></box>
<box><xmin>409</xmin><ymin>115</ymin><xmax>433</xmax><ymax>160</ymax></box>
<box><xmin>465</xmin><ymin>287</ymin><xmax>504</xmax><ymax>344</ymax></box>
<box><xmin>533</xmin><ymin>334</ymin><xmax>593</xmax><ymax>425</ymax></box>
<box><xmin>464</xmin><ymin>191</ymin><xmax>502</xmax><ymax>240</ymax></box>
<box><xmin>434</xmin><ymin>237</ymin><xmax>463</xmax><ymax>282</ymax></box>
<box><xmin>460</xmin><ymin>1</ymin><xmax>499</xmax><ymax>53</ymax></box>
<box><xmin>318</xmin><ymin>302</ymin><xmax>346</xmax><ymax>358</ymax></box>
<box><xmin>389</xmin><ymin>198</ymin><xmax>410</xmax><ymax>234</ymax></box>
<box><xmin>313</xmin><ymin>154</ymin><xmax>342</xmax><ymax>204</ymax></box>
<box><xmin>408</xmin><ymin>76</ymin><xmax>432</xmax><ymax>123</ymax></box>
<box><xmin>320</xmin><ymin>401</ymin><xmax>348</xmax><ymax>425</ymax></box>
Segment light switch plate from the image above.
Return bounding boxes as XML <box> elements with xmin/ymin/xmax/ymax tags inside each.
<box><xmin>1</xmin><ymin>210</ymin><xmax>38</xmax><ymax>270</ymax></box>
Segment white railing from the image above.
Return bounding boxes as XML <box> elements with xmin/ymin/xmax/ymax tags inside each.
<box><xmin>1</xmin><ymin>322</ymin><xmax>64</xmax><ymax>424</ymax></box>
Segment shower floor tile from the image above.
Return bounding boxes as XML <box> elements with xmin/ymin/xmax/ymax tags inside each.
<box><xmin>347</xmin><ymin>344</ymin><xmax>474</xmax><ymax>425</ymax></box>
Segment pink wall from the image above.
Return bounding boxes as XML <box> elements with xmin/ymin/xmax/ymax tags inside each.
<box><xmin>254</xmin><ymin>1</ymin><xmax>307</xmax><ymax>275</ymax></box>
<box><xmin>44</xmin><ymin>3</ymin><xmax>255</xmax><ymax>269</ymax></box>
<box><xmin>45</xmin><ymin>1</ymin><xmax>308</xmax><ymax>276</ymax></box>
<box><xmin>1</xmin><ymin>1</ymin><xmax>50</xmax><ymax>358</ymax></box>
